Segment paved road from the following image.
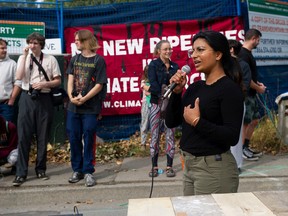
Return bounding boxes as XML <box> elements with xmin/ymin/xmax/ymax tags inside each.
<box><xmin>0</xmin><ymin>153</ymin><xmax>288</xmax><ymax>215</ymax></box>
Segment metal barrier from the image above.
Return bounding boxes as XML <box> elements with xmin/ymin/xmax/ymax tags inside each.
<box><xmin>1</xmin><ymin>0</ymin><xmax>241</xmax><ymax>142</ymax></box>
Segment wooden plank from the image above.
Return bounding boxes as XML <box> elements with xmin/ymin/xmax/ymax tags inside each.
<box><xmin>127</xmin><ymin>197</ymin><xmax>175</xmax><ymax>216</ymax></box>
<box><xmin>172</xmin><ymin>195</ymin><xmax>225</xmax><ymax>216</ymax></box>
<box><xmin>212</xmin><ymin>192</ymin><xmax>276</xmax><ymax>216</ymax></box>
<box><xmin>254</xmin><ymin>191</ymin><xmax>288</xmax><ymax>216</ymax></box>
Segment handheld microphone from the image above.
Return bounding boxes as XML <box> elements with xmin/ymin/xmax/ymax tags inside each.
<box><xmin>162</xmin><ymin>65</ymin><xmax>191</xmax><ymax>98</ymax></box>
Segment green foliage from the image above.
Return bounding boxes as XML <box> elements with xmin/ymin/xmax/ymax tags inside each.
<box><xmin>0</xmin><ymin>0</ymin><xmax>143</xmax><ymax>8</ymax></box>
<box><xmin>251</xmin><ymin>114</ymin><xmax>288</xmax><ymax>155</ymax></box>
<box><xmin>62</xmin><ymin>0</ymin><xmax>141</xmax><ymax>7</ymax></box>
<box><xmin>175</xmin><ymin>128</ymin><xmax>182</xmax><ymax>139</ymax></box>
<box><xmin>96</xmin><ymin>137</ymin><xmax>150</xmax><ymax>163</ymax></box>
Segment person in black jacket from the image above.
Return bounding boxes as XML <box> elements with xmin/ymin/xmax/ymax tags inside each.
<box><xmin>147</xmin><ymin>40</ymin><xmax>179</xmax><ymax>178</ymax></box>
<box><xmin>228</xmin><ymin>39</ymin><xmax>252</xmax><ymax>171</ymax></box>
<box><xmin>165</xmin><ymin>31</ymin><xmax>244</xmax><ymax>195</ymax></box>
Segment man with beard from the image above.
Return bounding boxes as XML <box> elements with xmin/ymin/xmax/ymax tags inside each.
<box><xmin>238</xmin><ymin>29</ymin><xmax>266</xmax><ymax>161</ymax></box>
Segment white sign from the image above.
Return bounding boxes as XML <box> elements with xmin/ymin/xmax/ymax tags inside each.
<box><xmin>43</xmin><ymin>38</ymin><xmax>62</xmax><ymax>54</ymax></box>
<box><xmin>247</xmin><ymin>0</ymin><xmax>288</xmax><ymax>65</ymax></box>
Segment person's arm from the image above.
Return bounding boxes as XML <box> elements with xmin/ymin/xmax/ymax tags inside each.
<box><xmin>250</xmin><ymin>80</ymin><xmax>266</xmax><ymax>94</ymax></box>
<box><xmin>8</xmin><ymin>63</ymin><xmax>22</xmax><ymax>106</ymax></box>
<box><xmin>8</xmin><ymin>86</ymin><xmax>21</xmax><ymax>106</ymax></box>
<box><xmin>147</xmin><ymin>61</ymin><xmax>161</xmax><ymax>96</ymax></box>
<box><xmin>79</xmin><ymin>83</ymin><xmax>103</xmax><ymax>104</ymax></box>
<box><xmin>67</xmin><ymin>74</ymin><xmax>79</xmax><ymax>105</ymax></box>
<box><xmin>142</xmin><ymin>84</ymin><xmax>150</xmax><ymax>92</ymax></box>
<box><xmin>67</xmin><ymin>74</ymin><xmax>74</xmax><ymax>100</ymax></box>
<box><xmin>31</xmin><ymin>76</ymin><xmax>61</xmax><ymax>90</ymax></box>
<box><xmin>15</xmin><ymin>48</ymin><xmax>29</xmax><ymax>80</ymax></box>
<box><xmin>66</xmin><ymin>56</ymin><xmax>81</xmax><ymax>105</ymax></box>
<box><xmin>239</xmin><ymin>60</ymin><xmax>251</xmax><ymax>92</ymax></box>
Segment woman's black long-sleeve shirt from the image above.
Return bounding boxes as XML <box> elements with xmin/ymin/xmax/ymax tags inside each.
<box><xmin>165</xmin><ymin>76</ymin><xmax>244</xmax><ymax>156</ymax></box>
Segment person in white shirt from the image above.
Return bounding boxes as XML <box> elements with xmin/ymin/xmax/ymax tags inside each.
<box><xmin>0</xmin><ymin>39</ymin><xmax>21</xmax><ymax>123</ymax></box>
<box><xmin>12</xmin><ymin>32</ymin><xmax>61</xmax><ymax>186</ymax></box>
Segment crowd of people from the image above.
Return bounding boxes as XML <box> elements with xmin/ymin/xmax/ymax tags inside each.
<box><xmin>0</xmin><ymin>30</ymin><xmax>107</xmax><ymax>188</ymax></box>
<box><xmin>0</xmin><ymin>28</ymin><xmax>266</xmax><ymax>195</ymax></box>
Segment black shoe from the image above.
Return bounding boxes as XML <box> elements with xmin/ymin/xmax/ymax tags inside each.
<box><xmin>37</xmin><ymin>172</ymin><xmax>49</xmax><ymax>180</ymax></box>
<box><xmin>13</xmin><ymin>176</ymin><xmax>26</xmax><ymax>187</ymax></box>
<box><xmin>238</xmin><ymin>168</ymin><xmax>242</xmax><ymax>174</ymax></box>
<box><xmin>68</xmin><ymin>172</ymin><xmax>84</xmax><ymax>183</ymax></box>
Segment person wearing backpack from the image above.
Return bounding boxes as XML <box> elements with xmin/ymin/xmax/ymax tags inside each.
<box><xmin>66</xmin><ymin>29</ymin><xmax>107</xmax><ymax>187</ymax></box>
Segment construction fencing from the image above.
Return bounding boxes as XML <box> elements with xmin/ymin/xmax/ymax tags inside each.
<box><xmin>1</xmin><ymin>0</ymin><xmax>242</xmax><ymax>142</ymax></box>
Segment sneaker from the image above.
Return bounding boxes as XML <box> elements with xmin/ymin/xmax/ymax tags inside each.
<box><xmin>84</xmin><ymin>173</ymin><xmax>96</xmax><ymax>187</ymax></box>
<box><xmin>243</xmin><ymin>148</ymin><xmax>259</xmax><ymax>161</ymax></box>
<box><xmin>68</xmin><ymin>172</ymin><xmax>84</xmax><ymax>183</ymax></box>
<box><xmin>166</xmin><ymin>167</ymin><xmax>176</xmax><ymax>177</ymax></box>
<box><xmin>149</xmin><ymin>168</ymin><xmax>158</xmax><ymax>177</ymax></box>
<box><xmin>13</xmin><ymin>176</ymin><xmax>26</xmax><ymax>187</ymax></box>
<box><xmin>247</xmin><ymin>147</ymin><xmax>263</xmax><ymax>157</ymax></box>
<box><xmin>37</xmin><ymin>172</ymin><xmax>49</xmax><ymax>180</ymax></box>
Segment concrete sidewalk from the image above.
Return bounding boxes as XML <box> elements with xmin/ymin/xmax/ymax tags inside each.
<box><xmin>0</xmin><ymin>152</ymin><xmax>288</xmax><ymax>215</ymax></box>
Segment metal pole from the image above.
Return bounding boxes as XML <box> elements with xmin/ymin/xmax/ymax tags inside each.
<box><xmin>56</xmin><ymin>0</ymin><xmax>61</xmax><ymax>38</ymax></box>
<box><xmin>236</xmin><ymin>0</ymin><xmax>242</xmax><ymax>16</ymax></box>
<box><xmin>60</xmin><ymin>1</ymin><xmax>64</xmax><ymax>53</ymax></box>
<box><xmin>55</xmin><ymin>0</ymin><xmax>66</xmax><ymax>53</ymax></box>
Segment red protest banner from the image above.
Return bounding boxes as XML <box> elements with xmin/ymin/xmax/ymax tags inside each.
<box><xmin>64</xmin><ymin>16</ymin><xmax>244</xmax><ymax>115</ymax></box>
